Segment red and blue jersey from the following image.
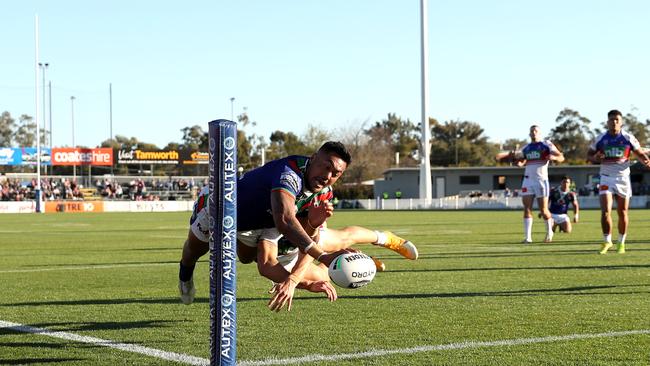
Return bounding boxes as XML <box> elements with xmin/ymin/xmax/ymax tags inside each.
<box><xmin>236</xmin><ymin>155</ymin><xmax>333</xmax><ymax>231</ymax></box>
<box><xmin>589</xmin><ymin>130</ymin><xmax>641</xmax><ymax>176</ymax></box>
<box><xmin>520</xmin><ymin>140</ymin><xmax>558</xmax><ymax>179</ymax></box>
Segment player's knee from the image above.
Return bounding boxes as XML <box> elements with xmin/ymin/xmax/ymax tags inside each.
<box><xmin>237</xmin><ymin>244</ymin><xmax>257</xmax><ymax>264</ymax></box>
<box><xmin>239</xmin><ymin>256</ymin><xmax>255</xmax><ymax>264</ymax></box>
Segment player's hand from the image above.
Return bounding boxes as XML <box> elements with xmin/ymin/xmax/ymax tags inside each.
<box><xmin>591</xmin><ymin>151</ymin><xmax>605</xmax><ymax>163</ymax></box>
<box><xmin>267</xmin><ymin>277</ymin><xmax>298</xmax><ymax>312</ymax></box>
<box><xmin>308</xmin><ymin>200</ymin><xmax>334</xmax><ymax>228</ymax></box>
<box><xmin>318</xmin><ymin>248</ymin><xmax>357</xmax><ymax>267</ymax></box>
<box><xmin>495</xmin><ymin>151</ymin><xmax>513</xmax><ymax>163</ymax></box>
<box><xmin>304</xmin><ymin>280</ymin><xmax>338</xmax><ymax>302</ymax></box>
<box><xmin>642</xmin><ymin>158</ymin><xmax>650</xmax><ymax>169</ymax></box>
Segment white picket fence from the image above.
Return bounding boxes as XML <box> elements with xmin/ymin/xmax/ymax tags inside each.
<box><xmin>339</xmin><ymin>195</ymin><xmax>650</xmax><ymax>210</ymax></box>
<box><xmin>2</xmin><ymin>195</ymin><xmax>649</xmax><ymax>214</ymax></box>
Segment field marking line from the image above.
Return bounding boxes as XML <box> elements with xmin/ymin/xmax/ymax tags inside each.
<box><xmin>0</xmin><ymin>320</ymin><xmax>209</xmax><ymax>365</ymax></box>
<box><xmin>237</xmin><ymin>329</ymin><xmax>650</xmax><ymax>365</ymax></box>
<box><xmin>0</xmin><ymin>262</ymin><xmax>175</xmax><ymax>274</ymax></box>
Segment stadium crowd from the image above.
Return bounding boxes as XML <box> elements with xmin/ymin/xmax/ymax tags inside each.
<box><xmin>0</xmin><ymin>176</ymin><xmax>207</xmax><ymax>202</ymax></box>
<box><xmin>0</xmin><ymin>177</ymin><xmax>83</xmax><ymax>201</ymax></box>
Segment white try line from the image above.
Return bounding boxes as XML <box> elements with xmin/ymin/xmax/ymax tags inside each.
<box><xmin>0</xmin><ymin>320</ymin><xmax>210</xmax><ymax>365</ymax></box>
<box><xmin>3</xmin><ymin>318</ymin><xmax>648</xmax><ymax>365</ymax></box>
<box><xmin>238</xmin><ymin>329</ymin><xmax>650</xmax><ymax>366</ymax></box>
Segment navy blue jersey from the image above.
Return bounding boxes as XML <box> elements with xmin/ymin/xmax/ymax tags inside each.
<box><xmin>548</xmin><ymin>188</ymin><xmax>576</xmax><ymax>215</ymax></box>
<box><xmin>236</xmin><ymin>155</ymin><xmax>333</xmax><ymax>231</ymax></box>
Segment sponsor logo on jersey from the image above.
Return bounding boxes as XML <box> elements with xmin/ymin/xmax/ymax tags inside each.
<box><xmin>279</xmin><ymin>172</ymin><xmax>300</xmax><ymax>194</ymax></box>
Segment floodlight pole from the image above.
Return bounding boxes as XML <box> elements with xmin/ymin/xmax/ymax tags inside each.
<box><xmin>48</xmin><ymin>80</ymin><xmax>52</xmax><ymax>149</ymax></box>
<box><xmin>109</xmin><ymin>83</ymin><xmax>114</xmax><ymax>175</ymax></box>
<box><xmin>39</xmin><ymin>62</ymin><xmax>49</xmax><ymax>175</ymax></box>
<box><xmin>418</xmin><ymin>0</ymin><xmax>432</xmax><ymax>201</ymax></box>
<box><xmin>71</xmin><ymin>96</ymin><xmax>76</xmax><ymax>180</ymax></box>
<box><xmin>34</xmin><ymin>14</ymin><xmax>43</xmax><ymax>213</ymax></box>
<box><xmin>230</xmin><ymin>97</ymin><xmax>235</xmax><ymax>121</ymax></box>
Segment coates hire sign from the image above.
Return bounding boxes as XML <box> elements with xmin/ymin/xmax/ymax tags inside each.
<box><xmin>116</xmin><ymin>149</ymin><xmax>180</xmax><ymax>164</ymax></box>
<box><xmin>51</xmin><ymin>148</ymin><xmax>113</xmax><ymax>166</ymax></box>
<box><xmin>0</xmin><ymin>147</ymin><xmax>51</xmax><ymax>165</ymax></box>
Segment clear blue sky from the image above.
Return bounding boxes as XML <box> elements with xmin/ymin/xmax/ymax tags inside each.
<box><xmin>2</xmin><ymin>0</ymin><xmax>650</xmax><ymax>149</ymax></box>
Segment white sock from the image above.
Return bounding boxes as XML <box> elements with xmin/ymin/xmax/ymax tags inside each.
<box><xmin>545</xmin><ymin>219</ymin><xmax>553</xmax><ymax>239</ymax></box>
<box><xmin>618</xmin><ymin>233</ymin><xmax>626</xmax><ymax>244</ymax></box>
<box><xmin>604</xmin><ymin>234</ymin><xmax>612</xmax><ymax>243</ymax></box>
<box><xmin>374</xmin><ymin>231</ymin><xmax>387</xmax><ymax>246</ymax></box>
<box><xmin>524</xmin><ymin>218</ymin><xmax>533</xmax><ymax>241</ymax></box>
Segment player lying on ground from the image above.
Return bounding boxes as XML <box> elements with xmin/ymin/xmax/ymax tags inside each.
<box><xmin>183</xmin><ymin>141</ymin><xmax>354</xmax><ymax>309</ymax></box>
<box><xmin>178</xmin><ymin>195</ymin><xmax>418</xmax><ymax>309</ymax></box>
<box><xmin>255</xmin><ymin>199</ymin><xmax>418</xmax><ymax>311</ymax></box>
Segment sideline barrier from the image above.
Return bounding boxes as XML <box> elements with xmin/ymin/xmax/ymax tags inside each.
<box><xmin>0</xmin><ymin>200</ymin><xmax>193</xmax><ymax>213</ymax></box>
<box><xmin>0</xmin><ymin>201</ymin><xmax>36</xmax><ymax>214</ymax></box>
<box><xmin>45</xmin><ymin>201</ymin><xmax>104</xmax><ymax>213</ymax></box>
<box><xmin>104</xmin><ymin>201</ymin><xmax>194</xmax><ymax>212</ymax></box>
<box><xmin>3</xmin><ymin>195</ymin><xmax>649</xmax><ymax>214</ymax></box>
<box><xmin>342</xmin><ymin>196</ymin><xmax>650</xmax><ymax>210</ymax></box>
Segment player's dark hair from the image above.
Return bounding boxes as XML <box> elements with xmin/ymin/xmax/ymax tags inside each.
<box><xmin>562</xmin><ymin>176</ymin><xmax>571</xmax><ymax>182</ymax></box>
<box><xmin>607</xmin><ymin>109</ymin><xmax>622</xmax><ymax>118</ymax></box>
<box><xmin>318</xmin><ymin>141</ymin><xmax>351</xmax><ymax>166</ymax></box>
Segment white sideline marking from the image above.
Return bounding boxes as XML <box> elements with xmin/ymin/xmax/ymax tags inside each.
<box><xmin>0</xmin><ymin>262</ymin><xmax>175</xmax><ymax>274</ymax></box>
<box><xmin>4</xmin><ymin>318</ymin><xmax>648</xmax><ymax>365</ymax></box>
<box><xmin>237</xmin><ymin>329</ymin><xmax>650</xmax><ymax>365</ymax></box>
<box><xmin>0</xmin><ymin>320</ymin><xmax>209</xmax><ymax>365</ymax></box>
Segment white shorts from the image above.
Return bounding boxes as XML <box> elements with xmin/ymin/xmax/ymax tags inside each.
<box><xmin>551</xmin><ymin>213</ymin><xmax>569</xmax><ymax>225</ymax></box>
<box><xmin>189</xmin><ymin>197</ymin><xmax>322</xmax><ymax>271</ymax></box>
<box><xmin>599</xmin><ymin>175</ymin><xmax>632</xmax><ymax>198</ymax></box>
<box><xmin>521</xmin><ymin>177</ymin><xmax>550</xmax><ymax>198</ymax></box>
<box><xmin>238</xmin><ymin>228</ymin><xmax>310</xmax><ymax>271</ymax></box>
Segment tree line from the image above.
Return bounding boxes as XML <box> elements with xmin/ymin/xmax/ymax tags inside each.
<box><xmin>2</xmin><ymin>108</ymin><xmax>649</xmax><ymax>181</ymax></box>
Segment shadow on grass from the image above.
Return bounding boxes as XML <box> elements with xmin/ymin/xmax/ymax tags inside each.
<box><xmin>245</xmin><ymin>283</ymin><xmax>650</xmax><ymax>302</ymax></box>
<box><xmin>0</xmin><ymin>358</ymin><xmax>85</xmax><ymax>365</ymax></box>
<box><xmin>0</xmin><ymin>298</ymin><xmax>207</xmax><ymax>307</ymax></box>
<box><xmin>19</xmin><ymin>260</ymin><xmax>179</xmax><ymax>268</ymax></box>
<box><xmin>0</xmin><ymin>319</ymin><xmax>178</xmax><ymax>332</ymax></box>
<box><xmin>335</xmin><ymin>284</ymin><xmax>650</xmax><ymax>300</ymax></box>
<box><xmin>5</xmin><ymin>283</ymin><xmax>649</xmax><ymax>307</ymax></box>
<box><xmin>388</xmin><ymin>263</ymin><xmax>650</xmax><ymax>273</ymax></box>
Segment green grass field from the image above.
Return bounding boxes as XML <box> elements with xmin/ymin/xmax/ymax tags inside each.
<box><xmin>1</xmin><ymin>209</ymin><xmax>649</xmax><ymax>365</ymax></box>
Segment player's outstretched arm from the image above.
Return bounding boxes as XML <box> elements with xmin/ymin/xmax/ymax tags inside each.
<box><xmin>633</xmin><ymin>147</ymin><xmax>650</xmax><ymax>169</ymax></box>
<box><xmin>306</xmin><ymin>200</ymin><xmax>334</xmax><ymax>228</ymax></box>
<box><xmin>587</xmin><ymin>148</ymin><xmax>604</xmax><ymax>164</ymax></box>
<box><xmin>296</xmin><ymin>200</ymin><xmax>334</xmax><ymax>240</ymax></box>
<box><xmin>495</xmin><ymin>151</ymin><xmax>514</xmax><ymax>163</ymax></box>
<box><xmin>573</xmin><ymin>196</ymin><xmax>580</xmax><ymax>223</ymax></box>
<box><xmin>549</xmin><ymin>143</ymin><xmax>565</xmax><ymax>163</ymax></box>
<box><xmin>270</xmin><ymin>190</ymin><xmax>326</xmax><ymax>257</ymax></box>
<box><xmin>302</xmin><ymin>281</ymin><xmax>337</xmax><ymax>302</ymax></box>
<box><xmin>263</xmin><ymin>246</ymin><xmax>337</xmax><ymax>311</ymax></box>
<box><xmin>257</xmin><ymin>241</ymin><xmax>301</xmax><ymax>312</ymax></box>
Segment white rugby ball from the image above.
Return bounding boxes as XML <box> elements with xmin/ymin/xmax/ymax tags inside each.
<box><xmin>328</xmin><ymin>252</ymin><xmax>376</xmax><ymax>289</ymax></box>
